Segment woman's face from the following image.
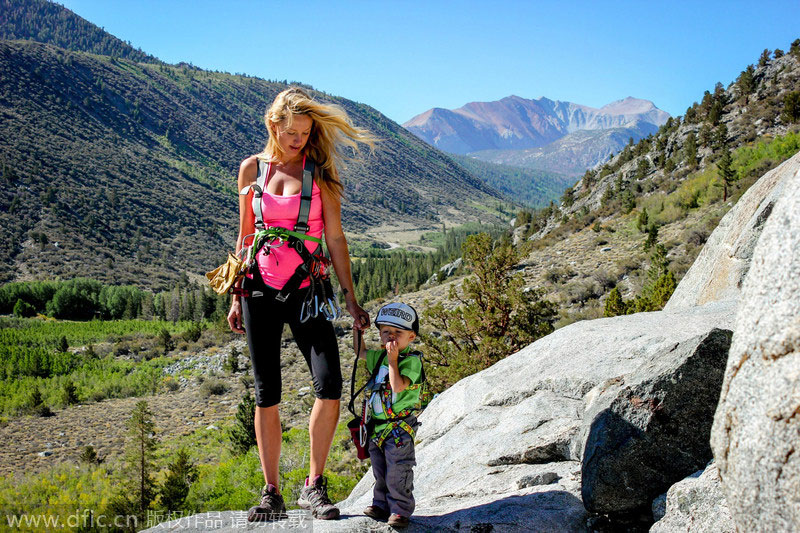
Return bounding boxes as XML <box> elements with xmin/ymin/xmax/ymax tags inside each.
<box><xmin>273</xmin><ymin>114</ymin><xmax>312</xmax><ymax>161</ymax></box>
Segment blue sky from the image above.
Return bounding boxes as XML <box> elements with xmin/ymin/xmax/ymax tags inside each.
<box><xmin>58</xmin><ymin>0</ymin><xmax>799</xmax><ymax>124</ymax></box>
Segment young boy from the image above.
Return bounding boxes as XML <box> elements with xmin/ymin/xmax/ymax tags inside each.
<box><xmin>355</xmin><ymin>302</ymin><xmax>423</xmax><ymax>529</ymax></box>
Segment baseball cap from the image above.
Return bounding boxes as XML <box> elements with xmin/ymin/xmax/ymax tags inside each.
<box><xmin>375</xmin><ymin>302</ymin><xmax>419</xmax><ymax>335</ymax></box>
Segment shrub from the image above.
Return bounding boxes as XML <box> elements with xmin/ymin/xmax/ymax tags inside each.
<box><xmin>12</xmin><ymin>299</ymin><xmax>36</xmax><ymax>318</ymax></box>
<box><xmin>199</xmin><ymin>378</ymin><xmax>228</xmax><ymax>398</ymax></box>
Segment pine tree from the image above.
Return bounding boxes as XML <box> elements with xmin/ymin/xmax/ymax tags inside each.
<box><xmin>229</xmin><ymin>392</ymin><xmax>257</xmax><ymax>454</ymax></box>
<box><xmin>782</xmin><ymin>91</ymin><xmax>800</xmax><ymax>123</ymax></box>
<box><xmin>736</xmin><ymin>65</ymin><xmax>756</xmax><ymax>100</ymax></box>
<box><xmin>62</xmin><ymin>379</ymin><xmax>79</xmax><ymax>405</ymax></box>
<box><xmin>109</xmin><ymin>401</ymin><xmax>158</xmax><ymax>528</ymax></box>
<box><xmin>684</xmin><ymin>132</ymin><xmax>698</xmax><ymax>168</ymax></box>
<box><xmin>717</xmin><ymin>147</ymin><xmax>736</xmax><ymax>201</ymax></box>
<box><xmin>158</xmin><ymin>449</ymin><xmax>198</xmax><ymax>512</ymax></box>
<box><xmin>159</xmin><ymin>329</ymin><xmax>173</xmax><ymax>355</ymax></box>
<box><xmin>604</xmin><ymin>287</ymin><xmax>628</xmax><ymax>317</ymax></box>
<box><xmin>421</xmin><ymin>233</ymin><xmax>557</xmax><ymax>390</ymax></box>
<box><xmin>758</xmin><ymin>49</ymin><xmax>771</xmax><ymax>67</ymax></box>
<box><xmin>79</xmin><ymin>445</ymin><xmax>100</xmax><ymax>464</ymax></box>
<box><xmin>636</xmin><ymin>208</ymin><xmax>649</xmax><ymax>233</ymax></box>
<box><xmin>644</xmin><ymin>223</ymin><xmax>659</xmax><ymax>252</ymax></box>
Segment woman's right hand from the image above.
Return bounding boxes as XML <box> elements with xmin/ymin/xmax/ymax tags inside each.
<box><xmin>228</xmin><ymin>299</ymin><xmax>245</xmax><ymax>334</ymax></box>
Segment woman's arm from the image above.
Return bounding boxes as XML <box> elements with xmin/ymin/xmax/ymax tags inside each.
<box><xmin>321</xmin><ymin>186</ymin><xmax>370</xmax><ymax>329</ymax></box>
<box><xmin>227</xmin><ymin>156</ymin><xmax>258</xmax><ymax>333</ymax></box>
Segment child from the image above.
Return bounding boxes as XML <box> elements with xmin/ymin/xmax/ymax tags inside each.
<box><xmin>355</xmin><ymin>302</ymin><xmax>423</xmax><ymax>529</ymax></box>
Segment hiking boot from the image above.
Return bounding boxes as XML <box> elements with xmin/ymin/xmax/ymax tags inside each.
<box><xmin>247</xmin><ymin>484</ymin><xmax>287</xmax><ymax>522</ymax></box>
<box><xmin>388</xmin><ymin>513</ymin><xmax>410</xmax><ymax>528</ymax></box>
<box><xmin>297</xmin><ymin>475</ymin><xmax>340</xmax><ymax>520</ymax></box>
<box><xmin>363</xmin><ymin>505</ymin><xmax>390</xmax><ymax>521</ymax></box>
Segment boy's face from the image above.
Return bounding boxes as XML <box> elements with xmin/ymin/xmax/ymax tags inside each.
<box><xmin>379</xmin><ymin>325</ymin><xmax>416</xmax><ymax>351</ymax></box>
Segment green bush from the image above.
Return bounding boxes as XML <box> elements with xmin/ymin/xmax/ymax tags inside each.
<box><xmin>199</xmin><ymin>378</ymin><xmax>228</xmax><ymax>398</ymax></box>
<box><xmin>12</xmin><ymin>299</ymin><xmax>36</xmax><ymax>318</ymax></box>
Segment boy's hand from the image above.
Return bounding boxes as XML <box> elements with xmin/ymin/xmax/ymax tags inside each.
<box><xmin>386</xmin><ymin>340</ymin><xmax>399</xmax><ymax>361</ymax></box>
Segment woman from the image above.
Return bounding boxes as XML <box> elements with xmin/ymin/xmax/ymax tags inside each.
<box><xmin>228</xmin><ymin>87</ymin><xmax>373</xmax><ymax>521</ymax></box>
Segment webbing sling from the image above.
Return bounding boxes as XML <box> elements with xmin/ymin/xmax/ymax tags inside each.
<box><xmin>348</xmin><ymin>330</ymin><xmax>387</xmax><ymax>417</ymax></box>
<box><xmin>250</xmin><ymin>156</ymin><xmax>315</xmax><ymax>232</ymax></box>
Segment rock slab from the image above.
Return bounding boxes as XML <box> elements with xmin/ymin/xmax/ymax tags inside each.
<box><xmin>581</xmin><ymin>328</ymin><xmax>732</xmax><ymax>514</ymax></box>
<box><xmin>710</xmin><ymin>159</ymin><xmax>800</xmax><ymax>530</ymax></box>
<box><xmin>665</xmin><ymin>151</ymin><xmax>800</xmax><ymax>310</ymax></box>
<box><xmin>649</xmin><ymin>462</ymin><xmax>734</xmax><ymax>533</ymax></box>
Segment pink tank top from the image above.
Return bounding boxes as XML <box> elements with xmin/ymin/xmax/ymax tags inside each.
<box><xmin>251</xmin><ymin>162</ymin><xmax>324</xmax><ymax>290</ymax></box>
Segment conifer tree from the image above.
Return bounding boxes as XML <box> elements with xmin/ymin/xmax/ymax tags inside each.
<box><xmin>717</xmin><ymin>147</ymin><xmax>736</xmax><ymax>201</ymax></box>
<box><xmin>229</xmin><ymin>392</ymin><xmax>257</xmax><ymax>454</ymax></box>
<box><xmin>158</xmin><ymin>448</ymin><xmax>198</xmax><ymax>512</ymax></box>
<box><xmin>604</xmin><ymin>287</ymin><xmax>628</xmax><ymax>317</ymax></box>
<box><xmin>737</xmin><ymin>65</ymin><xmax>756</xmax><ymax>100</ymax></box>
<box><xmin>109</xmin><ymin>401</ymin><xmax>158</xmax><ymax>529</ymax></box>
<box><xmin>684</xmin><ymin>132</ymin><xmax>698</xmax><ymax>168</ymax></box>
<box><xmin>62</xmin><ymin>379</ymin><xmax>78</xmax><ymax>405</ymax></box>
<box><xmin>636</xmin><ymin>208</ymin><xmax>649</xmax><ymax>233</ymax></box>
<box><xmin>422</xmin><ymin>233</ymin><xmax>557</xmax><ymax>390</ymax></box>
<box><xmin>782</xmin><ymin>91</ymin><xmax>800</xmax><ymax>123</ymax></box>
<box><xmin>758</xmin><ymin>49</ymin><xmax>771</xmax><ymax>67</ymax></box>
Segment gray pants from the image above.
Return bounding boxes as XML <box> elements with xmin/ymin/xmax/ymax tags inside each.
<box><xmin>368</xmin><ymin>420</ymin><xmax>417</xmax><ymax>517</ymax></box>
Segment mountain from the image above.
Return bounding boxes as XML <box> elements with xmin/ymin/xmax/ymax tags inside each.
<box><xmin>472</xmin><ymin>120</ymin><xmax>660</xmax><ymax>176</ymax></box>
<box><xmin>0</xmin><ymin>1</ymin><xmax>506</xmax><ymax>289</ymax></box>
<box><xmin>404</xmin><ymin>95</ymin><xmax>670</xmax><ymax>155</ymax></box>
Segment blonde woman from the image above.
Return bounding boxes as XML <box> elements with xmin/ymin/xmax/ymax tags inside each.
<box><xmin>228</xmin><ymin>87</ymin><xmax>373</xmax><ymax>521</ymax></box>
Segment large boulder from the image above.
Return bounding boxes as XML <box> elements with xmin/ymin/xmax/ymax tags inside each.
<box><xmin>580</xmin><ymin>328</ymin><xmax>732</xmax><ymax>515</ymax></box>
<box><xmin>333</xmin><ymin>301</ymin><xmax>733</xmax><ymax>531</ymax></box>
<box><xmin>710</xmin><ymin>155</ymin><xmax>800</xmax><ymax>531</ymax></box>
<box><xmin>649</xmin><ymin>462</ymin><xmax>735</xmax><ymax>533</ymax></box>
<box><xmin>665</xmin><ymin>152</ymin><xmax>800</xmax><ymax>310</ymax></box>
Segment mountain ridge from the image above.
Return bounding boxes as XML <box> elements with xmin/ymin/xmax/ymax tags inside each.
<box><xmin>404</xmin><ymin>94</ymin><xmax>670</xmax><ymax>155</ymax></box>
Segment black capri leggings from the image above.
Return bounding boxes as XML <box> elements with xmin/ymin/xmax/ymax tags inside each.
<box><xmin>241</xmin><ymin>270</ymin><xmax>342</xmax><ymax>408</ymax></box>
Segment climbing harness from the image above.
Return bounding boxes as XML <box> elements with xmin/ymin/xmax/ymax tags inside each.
<box><xmin>236</xmin><ymin>156</ymin><xmax>342</xmax><ymax>322</ymax></box>
<box><xmin>347</xmin><ymin>329</ymin><xmax>432</xmax><ymax>453</ymax></box>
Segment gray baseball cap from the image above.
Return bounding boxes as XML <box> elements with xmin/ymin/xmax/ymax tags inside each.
<box><xmin>375</xmin><ymin>302</ymin><xmax>419</xmax><ymax>334</ymax></box>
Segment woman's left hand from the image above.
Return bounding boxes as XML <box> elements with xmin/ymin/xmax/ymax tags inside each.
<box><xmin>347</xmin><ymin>300</ymin><xmax>370</xmax><ymax>330</ymax></box>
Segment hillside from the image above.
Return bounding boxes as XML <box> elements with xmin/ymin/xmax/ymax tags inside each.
<box><xmin>0</xmin><ymin>37</ymin><xmax>505</xmax><ymax>289</ymax></box>
<box><xmin>471</xmin><ymin>119</ymin><xmax>660</xmax><ymax>176</ymax></box>
<box><xmin>512</xmin><ymin>42</ymin><xmax>800</xmax><ymax>320</ymax></box>
<box><xmin>446</xmin><ymin>154</ymin><xmax>575</xmax><ymax>208</ymax></box>
<box><xmin>0</xmin><ymin>0</ymin><xmax>158</xmax><ymax>63</ymax></box>
<box><xmin>403</xmin><ymin>94</ymin><xmax>669</xmax><ymax>154</ymax></box>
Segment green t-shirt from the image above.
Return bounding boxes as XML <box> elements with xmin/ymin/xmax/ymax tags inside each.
<box><xmin>365</xmin><ymin>347</ymin><xmax>422</xmax><ymax>434</ymax></box>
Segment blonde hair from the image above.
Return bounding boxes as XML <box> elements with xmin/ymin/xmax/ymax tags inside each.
<box><xmin>258</xmin><ymin>87</ymin><xmax>376</xmax><ymax>198</ymax></box>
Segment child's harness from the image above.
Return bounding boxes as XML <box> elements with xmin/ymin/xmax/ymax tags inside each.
<box><xmin>348</xmin><ymin>331</ymin><xmax>430</xmax><ymax>450</ymax></box>
<box><xmin>237</xmin><ymin>156</ymin><xmax>342</xmax><ymax>322</ymax></box>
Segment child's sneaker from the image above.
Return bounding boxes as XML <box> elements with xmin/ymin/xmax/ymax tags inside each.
<box><xmin>388</xmin><ymin>513</ymin><xmax>410</xmax><ymax>528</ymax></box>
<box><xmin>247</xmin><ymin>484</ymin><xmax>287</xmax><ymax>522</ymax></box>
<box><xmin>363</xmin><ymin>505</ymin><xmax>390</xmax><ymax>520</ymax></box>
<box><xmin>297</xmin><ymin>475</ymin><xmax>340</xmax><ymax>519</ymax></box>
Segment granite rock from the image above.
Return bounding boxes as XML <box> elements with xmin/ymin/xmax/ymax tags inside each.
<box><xmin>710</xmin><ymin>156</ymin><xmax>800</xmax><ymax>531</ymax></box>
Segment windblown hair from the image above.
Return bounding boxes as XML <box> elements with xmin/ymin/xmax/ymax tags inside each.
<box><xmin>258</xmin><ymin>87</ymin><xmax>376</xmax><ymax>198</ymax></box>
